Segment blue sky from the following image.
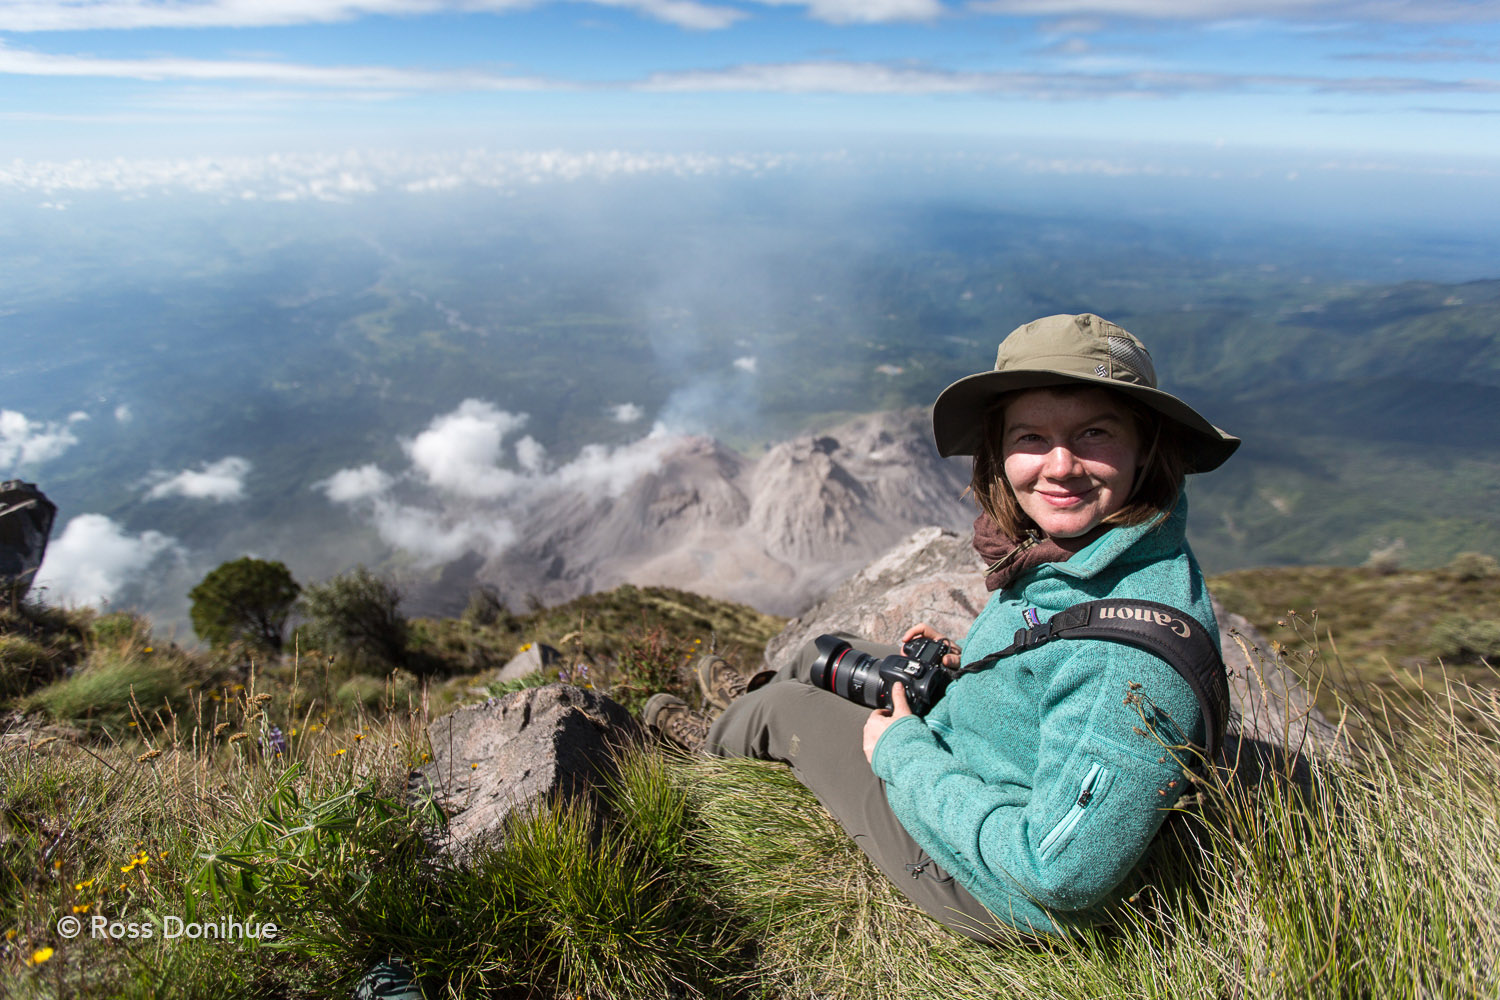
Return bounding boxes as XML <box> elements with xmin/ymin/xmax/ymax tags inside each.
<box><xmin>3</xmin><ymin>1</ymin><xmax>1500</xmax><ymax>162</ymax></box>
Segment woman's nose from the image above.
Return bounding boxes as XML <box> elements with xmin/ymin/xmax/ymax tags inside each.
<box><xmin>1043</xmin><ymin>445</ymin><xmax>1082</xmax><ymax>478</ymax></box>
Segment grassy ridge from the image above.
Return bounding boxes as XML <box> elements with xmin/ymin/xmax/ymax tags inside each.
<box><xmin>1209</xmin><ymin>554</ymin><xmax>1500</xmax><ymax>727</ymax></box>
<box><xmin>3</xmin><ymin>571</ymin><xmax>1498</xmax><ymax>997</ymax></box>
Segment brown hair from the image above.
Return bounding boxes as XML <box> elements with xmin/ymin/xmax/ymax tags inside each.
<box><xmin>970</xmin><ymin>385</ymin><xmax>1188</xmax><ymax>539</ymax></box>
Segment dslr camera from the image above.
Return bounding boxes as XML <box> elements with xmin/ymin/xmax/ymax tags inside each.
<box><xmin>808</xmin><ymin>634</ymin><xmax>952</xmax><ymax>716</ymax></box>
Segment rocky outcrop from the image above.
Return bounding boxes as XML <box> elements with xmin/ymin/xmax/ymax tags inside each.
<box><xmin>762</xmin><ymin>526</ymin><xmax>1340</xmax><ymax>772</ymax></box>
<box><xmin>408</xmin><ymin>684</ymin><xmax>640</xmax><ymax>859</ymax></box>
<box><xmin>474</xmin><ymin>409</ymin><xmax>972</xmax><ymax>617</ymax></box>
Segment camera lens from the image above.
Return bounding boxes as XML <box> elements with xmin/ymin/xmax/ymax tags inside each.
<box><xmin>810</xmin><ymin>635</ymin><xmax>883</xmax><ymax>710</ymax></box>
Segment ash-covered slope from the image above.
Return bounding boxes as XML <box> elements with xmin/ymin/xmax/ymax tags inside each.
<box><xmin>478</xmin><ymin>409</ymin><xmax>973</xmax><ymax>615</ymax></box>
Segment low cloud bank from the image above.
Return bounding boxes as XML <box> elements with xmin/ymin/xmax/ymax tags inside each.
<box><xmin>33</xmin><ymin>513</ymin><xmax>184</xmax><ymax>608</ymax></box>
<box><xmin>1</xmin><ymin>409</ymin><xmax>86</xmax><ymax>471</ymax></box>
<box><xmin>319</xmin><ymin>398</ymin><xmax>683</xmax><ymax>567</ymax></box>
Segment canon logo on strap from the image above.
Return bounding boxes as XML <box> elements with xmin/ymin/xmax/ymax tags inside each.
<box><xmin>1096</xmin><ymin>604</ymin><xmax>1193</xmax><ymax>638</ymax></box>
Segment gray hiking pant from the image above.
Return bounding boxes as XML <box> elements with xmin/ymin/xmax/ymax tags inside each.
<box><xmin>704</xmin><ymin>635</ymin><xmax>1008</xmax><ymax>943</ymax></box>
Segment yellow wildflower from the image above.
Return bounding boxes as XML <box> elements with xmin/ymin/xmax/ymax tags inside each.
<box><xmin>143</xmin><ymin>647</ymin><xmax>153</xmax><ymax>653</ymax></box>
<box><xmin>72</xmin><ymin>904</ymin><xmax>89</xmax><ymax>914</ymax></box>
<box><xmin>5</xmin><ymin>929</ymin><xmax>16</xmax><ymax>940</ymax></box>
<box><xmin>28</xmin><ymin>947</ymin><xmax>54</xmax><ymax>966</ymax></box>
<box><xmin>74</xmin><ymin>878</ymin><xmax>94</xmax><ymax>891</ymax></box>
<box><xmin>331</xmin><ymin>748</ymin><xmax>347</xmax><ymax>757</ymax></box>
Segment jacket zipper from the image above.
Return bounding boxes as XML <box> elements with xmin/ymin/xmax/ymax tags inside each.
<box><xmin>1038</xmin><ymin>763</ymin><xmax>1110</xmax><ymax>861</ymax></box>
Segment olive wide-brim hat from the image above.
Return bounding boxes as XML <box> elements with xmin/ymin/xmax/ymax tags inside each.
<box><xmin>932</xmin><ymin>313</ymin><xmax>1239</xmax><ymax>473</ymax></box>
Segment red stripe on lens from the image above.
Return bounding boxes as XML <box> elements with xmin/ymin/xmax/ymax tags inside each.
<box><xmin>830</xmin><ymin>648</ymin><xmax>853</xmax><ymax>694</ymax></box>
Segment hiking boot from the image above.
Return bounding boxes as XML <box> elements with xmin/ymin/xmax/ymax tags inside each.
<box><xmin>644</xmin><ymin>693</ymin><xmax>710</xmax><ymax>752</ymax></box>
<box><xmin>694</xmin><ymin>654</ymin><xmax>748</xmax><ymax>712</ymax></box>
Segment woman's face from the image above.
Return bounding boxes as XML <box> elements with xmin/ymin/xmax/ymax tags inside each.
<box><xmin>1000</xmin><ymin>387</ymin><xmax>1144</xmax><ymax>539</ymax></box>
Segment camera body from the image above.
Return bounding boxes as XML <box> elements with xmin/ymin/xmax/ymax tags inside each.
<box><xmin>808</xmin><ymin>634</ymin><xmax>951</xmax><ymax>715</ymax></box>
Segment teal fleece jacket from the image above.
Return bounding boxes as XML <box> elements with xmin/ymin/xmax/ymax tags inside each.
<box><xmin>870</xmin><ymin>492</ymin><xmax>1217</xmax><ymax>935</ymax></box>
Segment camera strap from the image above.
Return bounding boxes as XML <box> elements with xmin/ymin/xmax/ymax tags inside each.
<box><xmin>953</xmin><ymin>599</ymin><xmax>1229</xmax><ymax>762</ymax></box>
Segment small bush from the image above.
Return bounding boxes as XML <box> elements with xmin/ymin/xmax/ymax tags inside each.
<box><xmin>189</xmin><ymin>556</ymin><xmax>301</xmax><ymax>654</ymax></box>
<box><xmin>607</xmin><ymin>625</ymin><xmax>696</xmax><ymax>715</ymax></box>
<box><xmin>1449</xmin><ymin>550</ymin><xmax>1500</xmax><ymax>582</ymax></box>
<box><xmin>298</xmin><ymin>567</ymin><xmax>411</xmax><ymax>675</ymax></box>
<box><xmin>1431</xmin><ymin>614</ymin><xmax>1500</xmax><ymax>663</ymax></box>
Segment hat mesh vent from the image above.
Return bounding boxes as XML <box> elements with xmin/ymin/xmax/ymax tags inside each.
<box><xmin>1107</xmin><ymin>336</ymin><xmax>1156</xmax><ymax>386</ymax></box>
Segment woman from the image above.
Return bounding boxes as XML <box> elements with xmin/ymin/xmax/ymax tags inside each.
<box><xmin>647</xmin><ymin>313</ymin><xmax>1238</xmax><ymax>940</ymax></box>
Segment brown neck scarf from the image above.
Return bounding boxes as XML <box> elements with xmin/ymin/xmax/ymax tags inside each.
<box><xmin>973</xmin><ymin>512</ymin><xmax>1105</xmax><ymax>592</ymax></box>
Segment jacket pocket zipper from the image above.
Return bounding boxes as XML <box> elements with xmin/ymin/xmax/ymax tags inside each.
<box><xmin>1039</xmin><ymin>763</ymin><xmax>1111</xmax><ymax>861</ymax></box>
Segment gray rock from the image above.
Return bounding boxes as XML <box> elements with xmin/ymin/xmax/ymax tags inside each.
<box><xmin>762</xmin><ymin>526</ymin><xmax>1340</xmax><ymax>772</ymax></box>
<box><xmin>494</xmin><ymin>642</ymin><xmax>562</xmax><ymax>684</ymax></box>
<box><xmin>763</xmin><ymin>526</ymin><xmax>987</xmax><ymax>670</ymax></box>
<box><xmin>408</xmin><ymin>683</ymin><xmax>640</xmax><ymax>859</ymax></box>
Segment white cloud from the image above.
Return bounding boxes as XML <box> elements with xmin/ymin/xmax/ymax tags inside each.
<box><xmin>548</xmin><ymin>423</ymin><xmax>678</xmax><ymax>499</ymax></box>
<box><xmin>144</xmin><ymin>455</ymin><xmax>251</xmax><ymax>502</ymax></box>
<box><xmin>404</xmin><ymin>399</ymin><xmax>528</xmax><ymax>498</ymax></box>
<box><xmin>753</xmin><ymin>0</ymin><xmax>942</xmax><ymax>22</ymax></box>
<box><xmin>640</xmin><ymin>59</ymin><xmax>1500</xmax><ymax>98</ymax></box>
<box><xmin>514</xmin><ymin>435</ymin><xmax>547</xmax><ymax>474</ymax></box>
<box><xmin>114</xmin><ymin>404</ymin><xmax>133</xmax><ymax>423</ymax></box>
<box><xmin>733</xmin><ymin>356</ymin><xmax>759</xmax><ymax>373</ymax></box>
<box><xmin>0</xmin><ymin>409</ymin><xmax>82</xmax><ymax>470</ymax></box>
<box><xmin>0</xmin><ymin>0</ymin><xmax>745</xmax><ymax>32</ymax></box>
<box><xmin>367</xmin><ymin>499</ymin><xmax>518</xmax><ymax>566</ymax></box>
<box><xmin>7</xmin><ymin>0</ymin><xmax>1491</xmax><ymax>32</ymax></box>
<box><xmin>965</xmin><ymin>1</ymin><xmax>1500</xmax><ymax>23</ymax></box>
<box><xmin>0</xmin><ymin>41</ymin><xmax>554</xmax><ymax>91</ymax></box>
<box><xmin>319</xmin><ymin>463</ymin><xmax>394</xmax><ymax>503</ymax></box>
<box><xmin>0</xmin><ymin>150</ymin><xmax>812</xmax><ymax>202</ymax></box>
<box><xmin>609</xmin><ymin>402</ymin><xmax>645</xmax><ymax>423</ymax></box>
<box><xmin>32</xmin><ymin>513</ymin><xmax>183</xmax><ymax>608</ymax></box>
<box><xmin>322</xmin><ymin>404</ymin><xmax>686</xmax><ymax>564</ymax></box>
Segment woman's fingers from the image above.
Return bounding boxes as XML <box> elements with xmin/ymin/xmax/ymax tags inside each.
<box><xmin>900</xmin><ymin>623</ymin><xmax>960</xmax><ymax>662</ymax></box>
<box><xmin>889</xmin><ymin>680</ymin><xmax>913</xmax><ymax>717</ymax></box>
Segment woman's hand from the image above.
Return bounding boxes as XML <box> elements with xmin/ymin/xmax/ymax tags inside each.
<box><xmin>863</xmin><ymin>682</ymin><xmax>914</xmax><ymax>764</ymax></box>
<box><xmin>900</xmin><ymin>623</ymin><xmax>962</xmax><ymax>668</ymax></box>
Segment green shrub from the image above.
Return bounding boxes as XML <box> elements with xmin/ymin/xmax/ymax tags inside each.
<box><xmin>298</xmin><ymin>567</ymin><xmax>412</xmax><ymax>675</ymax></box>
<box><xmin>1449</xmin><ymin>550</ymin><xmax>1500</xmax><ymax>582</ymax></box>
<box><xmin>1431</xmin><ymin>614</ymin><xmax>1500</xmax><ymax>663</ymax></box>
<box><xmin>189</xmin><ymin>556</ymin><xmax>301</xmax><ymax>654</ymax></box>
<box><xmin>606</xmin><ymin>625</ymin><xmax>696</xmax><ymax>715</ymax></box>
